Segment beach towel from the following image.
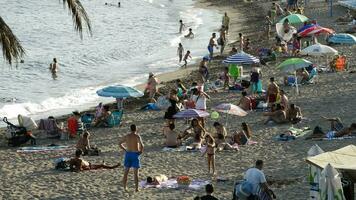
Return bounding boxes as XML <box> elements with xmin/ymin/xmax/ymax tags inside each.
<box><xmin>274</xmin><ymin>127</ymin><xmax>311</xmax><ymax>141</ymax></box>
<box><xmin>17</xmin><ymin>145</ymin><xmax>73</xmax><ymax>153</ymax></box>
<box><xmin>162</xmin><ymin>146</ymin><xmax>200</xmax><ymax>152</ymax></box>
<box><xmin>139</xmin><ymin>179</ymin><xmax>209</xmax><ymax>190</ymax></box>
<box><xmin>314</xmin><ymin>135</ymin><xmax>356</xmax><ymax>141</ymax></box>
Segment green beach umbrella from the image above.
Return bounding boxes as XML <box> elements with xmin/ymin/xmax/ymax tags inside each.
<box><xmin>279</xmin><ymin>14</ymin><xmax>309</xmax><ymax>24</ymax></box>
<box><xmin>277</xmin><ymin>58</ymin><xmax>312</xmax><ymax>94</ymax></box>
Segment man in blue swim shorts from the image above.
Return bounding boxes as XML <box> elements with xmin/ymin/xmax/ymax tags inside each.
<box><xmin>208</xmin><ymin>33</ymin><xmax>218</xmax><ymax>60</ymax></box>
<box><xmin>119</xmin><ymin>124</ymin><xmax>144</xmax><ymax>192</ymax></box>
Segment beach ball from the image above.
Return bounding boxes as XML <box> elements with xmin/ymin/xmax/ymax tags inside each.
<box><xmin>211</xmin><ymin>111</ymin><xmax>220</xmax><ymax>119</ymax></box>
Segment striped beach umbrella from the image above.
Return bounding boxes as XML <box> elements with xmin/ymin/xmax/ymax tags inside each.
<box><xmin>97</xmin><ymin>85</ymin><xmax>144</xmax><ymax>98</ymax></box>
<box><xmin>279</xmin><ymin>14</ymin><xmax>309</xmax><ymax>24</ymax></box>
<box><xmin>298</xmin><ymin>25</ymin><xmax>334</xmax><ymax>37</ymax></box>
<box><xmin>328</xmin><ymin>33</ymin><xmax>356</xmax><ymax>45</ymax></box>
<box><xmin>173</xmin><ymin>109</ymin><xmax>210</xmax><ymax>119</ymax></box>
<box><xmin>223</xmin><ymin>52</ymin><xmax>259</xmax><ymax>64</ymax></box>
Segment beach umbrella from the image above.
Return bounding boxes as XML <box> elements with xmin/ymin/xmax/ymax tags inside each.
<box><xmin>319</xmin><ymin>164</ymin><xmax>346</xmax><ymax>200</ymax></box>
<box><xmin>213</xmin><ymin>103</ymin><xmax>247</xmax><ymax>127</ymax></box>
<box><xmin>173</xmin><ymin>109</ymin><xmax>210</xmax><ymax>119</ymax></box>
<box><xmin>96</xmin><ymin>84</ymin><xmax>144</xmax><ymax>109</ymax></box>
<box><xmin>298</xmin><ymin>25</ymin><xmax>334</xmax><ymax>37</ymax></box>
<box><xmin>307</xmin><ymin>145</ymin><xmax>325</xmax><ymax>200</ymax></box>
<box><xmin>301</xmin><ymin>43</ymin><xmax>338</xmax><ymax>57</ymax></box>
<box><xmin>277</xmin><ymin>58</ymin><xmax>313</xmax><ymax>94</ymax></box>
<box><xmin>328</xmin><ymin>33</ymin><xmax>356</xmax><ymax>45</ymax></box>
<box><xmin>276</xmin><ymin>23</ymin><xmax>297</xmax><ymax>42</ymax></box>
<box><xmin>279</xmin><ymin>14</ymin><xmax>309</xmax><ymax>24</ymax></box>
<box><xmin>223</xmin><ymin>51</ymin><xmax>260</xmax><ymax>64</ymax></box>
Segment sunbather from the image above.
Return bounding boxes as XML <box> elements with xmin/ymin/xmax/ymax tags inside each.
<box><xmin>94</xmin><ymin>105</ymin><xmax>111</xmax><ymax>127</ymax></box>
<box><xmin>263</xmin><ymin>104</ymin><xmax>287</xmax><ymax>124</ymax></box>
<box><xmin>237</xmin><ymin>91</ymin><xmax>252</xmax><ymax>111</ymax></box>
<box><xmin>306</xmin><ymin>123</ymin><xmax>356</xmax><ymax>140</ymax></box>
<box><xmin>76</xmin><ymin>131</ymin><xmax>90</xmax><ymax>154</ymax></box>
<box><xmin>69</xmin><ymin>149</ymin><xmax>120</xmax><ymax>172</ymax></box>
<box><xmin>266</xmin><ymin>77</ymin><xmax>280</xmax><ymax>107</ymax></box>
<box><xmin>181</xmin><ymin>119</ymin><xmax>206</xmax><ymax>149</ymax></box>
<box><xmin>286</xmin><ymin>104</ymin><xmax>302</xmax><ymax>124</ymax></box>
<box><xmin>232</xmin><ymin>122</ymin><xmax>252</xmax><ymax>145</ymax></box>
<box><xmin>322</xmin><ymin>116</ymin><xmax>344</xmax><ymax>132</ymax></box>
<box><xmin>146</xmin><ymin>174</ymin><xmax>168</xmax><ymax>185</ymax></box>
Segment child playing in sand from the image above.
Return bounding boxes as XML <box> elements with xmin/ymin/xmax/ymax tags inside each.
<box><xmin>202</xmin><ymin>134</ymin><xmax>216</xmax><ymax>175</ymax></box>
<box><xmin>181</xmin><ymin>50</ymin><xmax>191</xmax><ymax>68</ymax></box>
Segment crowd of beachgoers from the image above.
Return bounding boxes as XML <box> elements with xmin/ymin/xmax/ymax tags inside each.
<box><xmin>0</xmin><ymin>0</ymin><xmax>355</xmax><ymax>199</ymax></box>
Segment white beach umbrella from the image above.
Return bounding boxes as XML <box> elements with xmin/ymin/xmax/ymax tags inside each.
<box><xmin>300</xmin><ymin>44</ymin><xmax>338</xmax><ymax>57</ymax></box>
<box><xmin>319</xmin><ymin>164</ymin><xmax>346</xmax><ymax>200</ymax></box>
<box><xmin>213</xmin><ymin>103</ymin><xmax>248</xmax><ymax>127</ymax></box>
<box><xmin>307</xmin><ymin>145</ymin><xmax>325</xmax><ymax>200</ymax></box>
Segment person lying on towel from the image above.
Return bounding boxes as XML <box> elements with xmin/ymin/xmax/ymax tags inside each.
<box><xmin>146</xmin><ymin>174</ymin><xmax>168</xmax><ymax>185</ymax></box>
<box><xmin>306</xmin><ymin>123</ymin><xmax>356</xmax><ymax>140</ymax></box>
<box><xmin>69</xmin><ymin>149</ymin><xmax>119</xmax><ymax>172</ymax></box>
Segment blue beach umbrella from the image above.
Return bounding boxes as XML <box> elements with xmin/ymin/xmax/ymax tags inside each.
<box><xmin>96</xmin><ymin>85</ymin><xmax>144</xmax><ymax>109</ymax></box>
<box><xmin>223</xmin><ymin>51</ymin><xmax>260</xmax><ymax>64</ymax></box>
<box><xmin>328</xmin><ymin>33</ymin><xmax>356</xmax><ymax>45</ymax></box>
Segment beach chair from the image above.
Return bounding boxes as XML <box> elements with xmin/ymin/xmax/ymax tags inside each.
<box><xmin>81</xmin><ymin>113</ymin><xmax>95</xmax><ymax>129</ymax></box>
<box><xmin>107</xmin><ymin>110</ymin><xmax>123</xmax><ymax>127</ymax></box>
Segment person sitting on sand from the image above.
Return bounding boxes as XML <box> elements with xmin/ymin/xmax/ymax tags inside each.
<box><xmin>297</xmin><ymin>68</ymin><xmax>309</xmax><ymax>84</ymax></box>
<box><xmin>306</xmin><ymin>123</ymin><xmax>356</xmax><ymax>140</ymax></box>
<box><xmin>238</xmin><ymin>91</ymin><xmax>252</xmax><ymax>111</ymax></box>
<box><xmin>229</xmin><ymin>46</ymin><xmax>238</xmax><ymax>56</ymax></box>
<box><xmin>163</xmin><ymin>122</ymin><xmax>181</xmax><ymax>148</ymax></box>
<box><xmin>202</xmin><ymin>134</ymin><xmax>216</xmax><ymax>175</ymax></box>
<box><xmin>263</xmin><ymin>104</ymin><xmax>287</xmax><ymax>124</ymax></box>
<box><xmin>200</xmin><ymin>184</ymin><xmax>219</xmax><ymax>200</ymax></box>
<box><xmin>286</xmin><ymin>104</ymin><xmax>302</xmax><ymax>123</ymax></box>
<box><xmin>76</xmin><ymin>131</ymin><xmax>90</xmax><ymax>154</ymax></box>
<box><xmin>181</xmin><ymin>119</ymin><xmax>206</xmax><ymax>149</ymax></box>
<box><xmin>94</xmin><ymin>105</ymin><xmax>111</xmax><ymax>127</ymax></box>
<box><xmin>279</xmin><ymin>90</ymin><xmax>289</xmax><ymax>110</ymax></box>
<box><xmin>146</xmin><ymin>174</ymin><xmax>168</xmax><ymax>185</ymax></box>
<box><xmin>69</xmin><ymin>149</ymin><xmax>119</xmax><ymax>172</ymax></box>
<box><xmin>266</xmin><ymin>77</ymin><xmax>280</xmax><ymax>107</ymax></box>
<box><xmin>232</xmin><ymin>122</ymin><xmax>252</xmax><ymax>145</ymax></box>
<box><xmin>213</xmin><ymin>122</ymin><xmax>236</xmax><ymax>150</ymax></box>
<box><xmin>185</xmin><ymin>28</ymin><xmax>194</xmax><ymax>38</ymax></box>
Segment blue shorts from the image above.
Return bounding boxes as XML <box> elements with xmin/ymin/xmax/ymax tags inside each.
<box><xmin>124</xmin><ymin>151</ymin><xmax>140</xmax><ymax>168</ymax></box>
<box><xmin>208</xmin><ymin>46</ymin><xmax>213</xmax><ymax>54</ymax></box>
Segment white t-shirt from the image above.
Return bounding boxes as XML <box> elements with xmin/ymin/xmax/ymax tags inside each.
<box><xmin>192</xmin><ymin>94</ymin><xmax>207</xmax><ymax>110</ymax></box>
<box><xmin>244</xmin><ymin>168</ymin><xmax>267</xmax><ymax>195</ymax></box>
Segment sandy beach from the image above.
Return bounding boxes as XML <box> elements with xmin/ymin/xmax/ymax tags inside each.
<box><xmin>0</xmin><ymin>0</ymin><xmax>355</xmax><ymax>199</ymax></box>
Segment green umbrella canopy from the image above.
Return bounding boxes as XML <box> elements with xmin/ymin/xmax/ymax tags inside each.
<box><xmin>277</xmin><ymin>58</ymin><xmax>312</xmax><ymax>72</ymax></box>
<box><xmin>279</xmin><ymin>14</ymin><xmax>309</xmax><ymax>24</ymax></box>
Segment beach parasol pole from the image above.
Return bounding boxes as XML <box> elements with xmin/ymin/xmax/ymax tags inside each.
<box><xmin>295</xmin><ymin>71</ymin><xmax>299</xmax><ymax>95</ymax></box>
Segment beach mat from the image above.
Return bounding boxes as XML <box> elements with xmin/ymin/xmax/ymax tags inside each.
<box><xmin>162</xmin><ymin>146</ymin><xmax>201</xmax><ymax>152</ymax></box>
<box><xmin>140</xmin><ymin>179</ymin><xmax>209</xmax><ymax>190</ymax></box>
<box><xmin>17</xmin><ymin>145</ymin><xmax>74</xmax><ymax>153</ymax></box>
<box><xmin>314</xmin><ymin>135</ymin><xmax>356</xmax><ymax>141</ymax></box>
<box><xmin>274</xmin><ymin>127</ymin><xmax>311</xmax><ymax>141</ymax></box>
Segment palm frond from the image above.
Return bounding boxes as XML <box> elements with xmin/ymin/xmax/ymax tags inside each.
<box><xmin>0</xmin><ymin>16</ymin><xmax>25</xmax><ymax>65</ymax></box>
<box><xmin>63</xmin><ymin>0</ymin><xmax>92</xmax><ymax>39</ymax></box>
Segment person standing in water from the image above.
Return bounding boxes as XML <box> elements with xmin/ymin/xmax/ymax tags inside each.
<box><xmin>208</xmin><ymin>33</ymin><xmax>218</xmax><ymax>60</ymax></box>
<box><xmin>179</xmin><ymin>20</ymin><xmax>185</xmax><ymax>34</ymax></box>
<box><xmin>119</xmin><ymin>124</ymin><xmax>144</xmax><ymax>192</ymax></box>
<box><xmin>177</xmin><ymin>43</ymin><xmax>184</xmax><ymax>63</ymax></box>
<box><xmin>49</xmin><ymin>58</ymin><xmax>58</xmax><ymax>74</ymax></box>
<box><xmin>181</xmin><ymin>50</ymin><xmax>192</xmax><ymax>68</ymax></box>
<box><xmin>222</xmin><ymin>12</ymin><xmax>230</xmax><ymax>34</ymax></box>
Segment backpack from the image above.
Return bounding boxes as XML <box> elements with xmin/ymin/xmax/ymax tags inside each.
<box><xmin>233</xmin><ymin>180</ymin><xmax>254</xmax><ymax>199</ymax></box>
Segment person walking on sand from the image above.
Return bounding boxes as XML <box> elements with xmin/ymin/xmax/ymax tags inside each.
<box><xmin>181</xmin><ymin>50</ymin><xmax>191</xmax><ymax>68</ymax></box>
<box><xmin>238</xmin><ymin>33</ymin><xmax>244</xmax><ymax>51</ymax></box>
<box><xmin>49</xmin><ymin>58</ymin><xmax>58</xmax><ymax>74</ymax></box>
<box><xmin>208</xmin><ymin>33</ymin><xmax>218</xmax><ymax>60</ymax></box>
<box><xmin>179</xmin><ymin>20</ymin><xmax>185</xmax><ymax>34</ymax></box>
<box><xmin>119</xmin><ymin>124</ymin><xmax>144</xmax><ymax>192</ymax></box>
<box><xmin>177</xmin><ymin>43</ymin><xmax>184</xmax><ymax>63</ymax></box>
<box><xmin>222</xmin><ymin>12</ymin><xmax>230</xmax><ymax>34</ymax></box>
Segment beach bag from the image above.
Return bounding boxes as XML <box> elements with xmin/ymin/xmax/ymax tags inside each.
<box><xmin>234</xmin><ymin>180</ymin><xmax>254</xmax><ymax>198</ymax></box>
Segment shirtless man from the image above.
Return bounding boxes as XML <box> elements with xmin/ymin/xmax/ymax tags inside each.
<box><xmin>119</xmin><ymin>124</ymin><xmax>144</xmax><ymax>192</ymax></box>
<box><xmin>49</xmin><ymin>58</ymin><xmax>58</xmax><ymax>74</ymax></box>
<box><xmin>263</xmin><ymin>104</ymin><xmax>287</xmax><ymax>124</ymax></box>
<box><xmin>266</xmin><ymin>77</ymin><xmax>279</xmax><ymax>107</ymax></box>
<box><xmin>287</xmin><ymin>104</ymin><xmax>302</xmax><ymax>123</ymax></box>
<box><xmin>222</xmin><ymin>12</ymin><xmax>230</xmax><ymax>34</ymax></box>
<box><xmin>179</xmin><ymin>20</ymin><xmax>185</xmax><ymax>34</ymax></box>
<box><xmin>306</xmin><ymin>123</ymin><xmax>356</xmax><ymax>140</ymax></box>
<box><xmin>208</xmin><ymin>33</ymin><xmax>218</xmax><ymax>60</ymax></box>
<box><xmin>238</xmin><ymin>91</ymin><xmax>251</xmax><ymax>111</ymax></box>
<box><xmin>185</xmin><ymin>28</ymin><xmax>194</xmax><ymax>38</ymax></box>
<box><xmin>69</xmin><ymin>149</ymin><xmax>119</xmax><ymax>172</ymax></box>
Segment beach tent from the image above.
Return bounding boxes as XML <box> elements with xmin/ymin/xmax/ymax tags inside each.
<box><xmin>96</xmin><ymin>84</ymin><xmax>144</xmax><ymax>109</ymax></box>
<box><xmin>279</xmin><ymin>14</ymin><xmax>309</xmax><ymax>24</ymax></box>
<box><xmin>328</xmin><ymin>33</ymin><xmax>356</xmax><ymax>45</ymax></box>
<box><xmin>319</xmin><ymin>164</ymin><xmax>346</xmax><ymax>200</ymax></box>
<box><xmin>306</xmin><ymin>145</ymin><xmax>356</xmax><ymax>182</ymax></box>
<box><xmin>307</xmin><ymin>145</ymin><xmax>325</xmax><ymax>200</ymax></box>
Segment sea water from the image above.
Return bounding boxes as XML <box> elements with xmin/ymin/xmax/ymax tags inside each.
<box><xmin>0</xmin><ymin>0</ymin><xmax>220</xmax><ymax>123</ymax></box>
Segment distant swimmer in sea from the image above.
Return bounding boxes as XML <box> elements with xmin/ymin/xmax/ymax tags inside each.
<box><xmin>185</xmin><ymin>28</ymin><xmax>194</xmax><ymax>39</ymax></box>
<box><xmin>105</xmin><ymin>2</ymin><xmax>119</xmax><ymax>7</ymax></box>
<box><xmin>118</xmin><ymin>2</ymin><xmax>121</xmax><ymax>7</ymax></box>
<box><xmin>179</xmin><ymin>20</ymin><xmax>185</xmax><ymax>34</ymax></box>
<box><xmin>49</xmin><ymin>58</ymin><xmax>58</xmax><ymax>74</ymax></box>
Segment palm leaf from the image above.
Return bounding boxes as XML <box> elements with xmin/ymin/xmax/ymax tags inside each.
<box><xmin>0</xmin><ymin>16</ymin><xmax>25</xmax><ymax>65</ymax></box>
<box><xmin>63</xmin><ymin>0</ymin><xmax>92</xmax><ymax>39</ymax></box>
